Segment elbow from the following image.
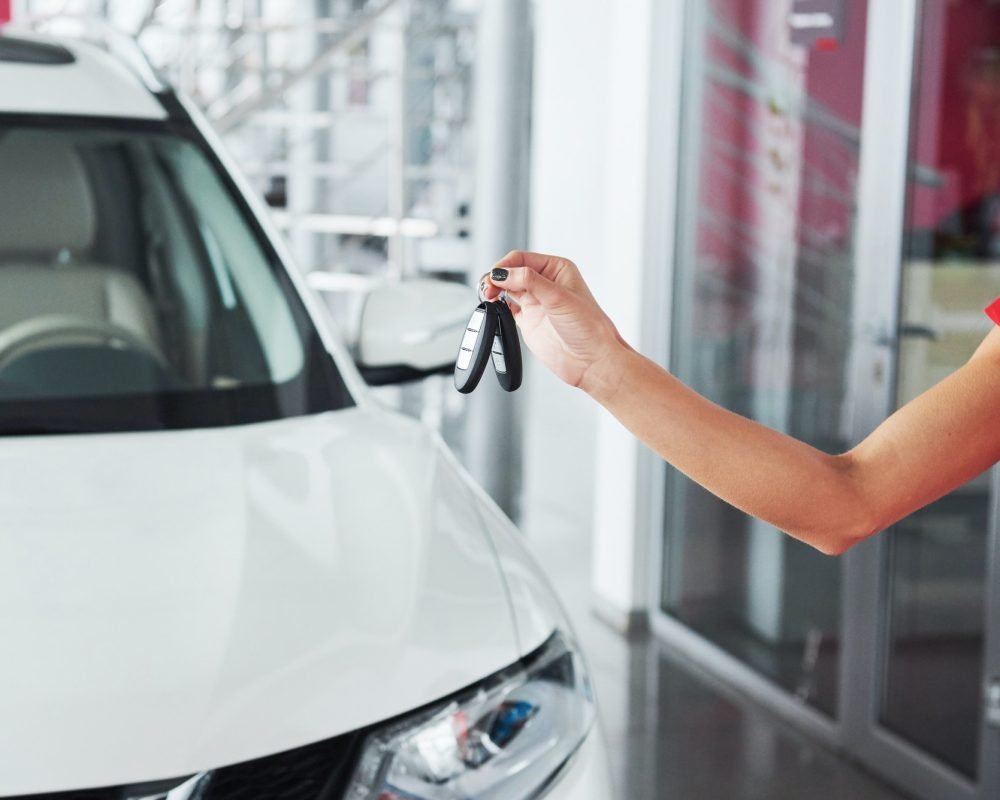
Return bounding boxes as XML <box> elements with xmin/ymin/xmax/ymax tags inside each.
<box><xmin>812</xmin><ymin>538</ymin><xmax>846</xmax><ymax>557</ymax></box>
<box><xmin>814</xmin><ymin>531</ymin><xmax>865</xmax><ymax>557</ymax></box>
<box><xmin>812</xmin><ymin>521</ymin><xmax>877</xmax><ymax>556</ymax></box>
<box><xmin>785</xmin><ymin>517</ymin><xmax>877</xmax><ymax>556</ymax></box>
<box><xmin>808</xmin><ymin>453</ymin><xmax>882</xmax><ymax>557</ymax></box>
<box><xmin>809</xmin><ymin>515</ymin><xmax>882</xmax><ymax>558</ymax></box>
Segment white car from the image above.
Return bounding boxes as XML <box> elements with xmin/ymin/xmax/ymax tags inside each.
<box><xmin>0</xmin><ymin>29</ymin><xmax>611</xmax><ymax>800</ymax></box>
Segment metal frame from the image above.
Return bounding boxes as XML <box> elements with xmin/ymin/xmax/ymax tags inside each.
<box><xmin>637</xmin><ymin>0</ymin><xmax>687</xmax><ymax>621</ymax></box>
<box><xmin>653</xmin><ymin>0</ymin><xmax>703</xmax><ymax>618</ymax></box>
<box><xmin>839</xmin><ymin>0</ymin><xmax>919</xmax><ymax>773</ymax></box>
<box><xmin>846</xmin><ymin>2</ymin><xmax>998</xmax><ymax>798</ymax></box>
<box><xmin>646</xmin><ymin>2</ymin><xmax>1000</xmax><ymax>799</ymax></box>
<box><xmin>982</xmin><ymin>468</ymin><xmax>1000</xmax><ymax>799</ymax></box>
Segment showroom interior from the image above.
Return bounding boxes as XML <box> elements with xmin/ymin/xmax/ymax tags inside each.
<box><xmin>1</xmin><ymin>0</ymin><xmax>999</xmax><ymax>798</ymax></box>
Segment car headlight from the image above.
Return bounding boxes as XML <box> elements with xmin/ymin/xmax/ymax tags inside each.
<box><xmin>344</xmin><ymin>631</ymin><xmax>595</xmax><ymax>800</ymax></box>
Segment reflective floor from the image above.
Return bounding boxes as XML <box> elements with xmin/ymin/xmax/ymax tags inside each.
<box><xmin>568</xmin><ymin>625</ymin><xmax>912</xmax><ymax>799</ymax></box>
<box><xmin>520</xmin><ymin>361</ymin><xmax>912</xmax><ymax>800</ymax></box>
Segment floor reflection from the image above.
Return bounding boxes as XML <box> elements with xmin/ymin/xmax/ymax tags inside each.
<box><xmin>596</xmin><ymin>632</ymin><xmax>911</xmax><ymax>800</ymax></box>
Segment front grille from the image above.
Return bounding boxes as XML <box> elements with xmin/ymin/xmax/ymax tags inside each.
<box><xmin>3</xmin><ymin>730</ymin><xmax>363</xmax><ymax>800</ymax></box>
<box><xmin>204</xmin><ymin>734</ymin><xmax>360</xmax><ymax>800</ymax></box>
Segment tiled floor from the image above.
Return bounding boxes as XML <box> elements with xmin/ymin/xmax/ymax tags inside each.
<box><xmin>518</xmin><ymin>361</ymin><xmax>912</xmax><ymax>800</ymax></box>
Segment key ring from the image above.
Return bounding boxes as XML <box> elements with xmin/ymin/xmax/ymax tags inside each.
<box><xmin>477</xmin><ymin>272</ymin><xmax>509</xmax><ymax>305</ymax></box>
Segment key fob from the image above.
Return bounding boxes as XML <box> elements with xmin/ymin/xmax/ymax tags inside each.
<box><xmin>492</xmin><ymin>300</ymin><xmax>522</xmax><ymax>392</ymax></box>
<box><xmin>454</xmin><ymin>302</ymin><xmax>497</xmax><ymax>394</ymax></box>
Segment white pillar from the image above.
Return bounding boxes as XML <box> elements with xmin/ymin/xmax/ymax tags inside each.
<box><xmin>587</xmin><ymin>0</ymin><xmax>656</xmax><ymax>626</ymax></box>
<box><xmin>529</xmin><ymin>0</ymin><xmax>686</xmax><ymax>628</ymax></box>
<box><xmin>589</xmin><ymin>0</ymin><xmax>687</xmax><ymax>629</ymax></box>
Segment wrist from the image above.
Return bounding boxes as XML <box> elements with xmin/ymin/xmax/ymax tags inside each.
<box><xmin>580</xmin><ymin>341</ymin><xmax>637</xmax><ymax>405</ymax></box>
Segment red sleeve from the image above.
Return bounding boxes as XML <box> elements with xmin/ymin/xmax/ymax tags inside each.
<box><xmin>988</xmin><ymin>298</ymin><xmax>1000</xmax><ymax>326</ymax></box>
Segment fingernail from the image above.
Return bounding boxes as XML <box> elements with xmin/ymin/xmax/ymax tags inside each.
<box><xmin>491</xmin><ymin>268</ymin><xmax>509</xmax><ymax>281</ymax></box>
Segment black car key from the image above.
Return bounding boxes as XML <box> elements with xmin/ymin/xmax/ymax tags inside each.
<box><xmin>454</xmin><ymin>299</ymin><xmax>523</xmax><ymax>394</ymax></box>
<box><xmin>492</xmin><ymin>299</ymin><xmax>522</xmax><ymax>392</ymax></box>
<box><xmin>454</xmin><ymin>302</ymin><xmax>497</xmax><ymax>394</ymax></box>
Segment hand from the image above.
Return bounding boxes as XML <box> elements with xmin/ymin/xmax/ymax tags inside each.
<box><xmin>480</xmin><ymin>250</ymin><xmax>630</xmax><ymax>393</ymax></box>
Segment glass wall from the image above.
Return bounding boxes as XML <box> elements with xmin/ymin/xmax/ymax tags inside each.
<box><xmin>661</xmin><ymin>0</ymin><xmax>869</xmax><ymax>716</ymax></box>
<box><xmin>880</xmin><ymin>0</ymin><xmax>1000</xmax><ymax>779</ymax></box>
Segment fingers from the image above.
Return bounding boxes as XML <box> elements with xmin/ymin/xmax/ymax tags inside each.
<box><xmin>487</xmin><ymin>265</ymin><xmax>568</xmax><ymax>310</ymax></box>
<box><xmin>478</xmin><ymin>272</ymin><xmax>499</xmax><ymax>301</ymax></box>
<box><xmin>493</xmin><ymin>250</ymin><xmax>594</xmax><ymax>299</ymax></box>
<box><xmin>479</xmin><ymin>251</ymin><xmax>585</xmax><ymax>313</ymax></box>
<box><xmin>494</xmin><ymin>250</ymin><xmax>564</xmax><ymax>273</ymax></box>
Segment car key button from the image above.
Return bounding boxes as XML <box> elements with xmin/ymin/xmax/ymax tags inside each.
<box><xmin>492</xmin><ymin>300</ymin><xmax>522</xmax><ymax>392</ymax></box>
<box><xmin>454</xmin><ymin>303</ymin><xmax>497</xmax><ymax>393</ymax></box>
<box><xmin>491</xmin><ymin>335</ymin><xmax>507</xmax><ymax>374</ymax></box>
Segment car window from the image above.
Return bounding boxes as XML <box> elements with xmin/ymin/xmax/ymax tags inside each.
<box><xmin>0</xmin><ymin>118</ymin><xmax>352</xmax><ymax>434</ymax></box>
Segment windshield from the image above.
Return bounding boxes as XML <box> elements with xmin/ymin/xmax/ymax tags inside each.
<box><xmin>0</xmin><ymin>117</ymin><xmax>351</xmax><ymax>434</ymax></box>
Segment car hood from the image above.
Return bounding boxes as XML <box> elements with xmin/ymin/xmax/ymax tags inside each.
<box><xmin>0</xmin><ymin>409</ymin><xmax>531</xmax><ymax>795</ymax></box>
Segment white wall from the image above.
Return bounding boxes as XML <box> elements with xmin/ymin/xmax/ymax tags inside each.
<box><xmin>521</xmin><ymin>0</ymin><xmax>606</xmax><ymax>614</ymax></box>
<box><xmin>529</xmin><ymin>0</ymin><xmax>681</xmax><ymax>626</ymax></box>
<box><xmin>529</xmin><ymin>0</ymin><xmax>611</xmax><ymax>264</ymax></box>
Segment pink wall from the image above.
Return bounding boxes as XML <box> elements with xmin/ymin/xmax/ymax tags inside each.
<box><xmin>909</xmin><ymin>0</ymin><xmax>1000</xmax><ymax>229</ymax></box>
<box><xmin>693</xmin><ymin>0</ymin><xmax>1000</xmax><ymax>249</ymax></box>
<box><xmin>692</xmin><ymin>0</ymin><xmax>868</xmax><ymax>337</ymax></box>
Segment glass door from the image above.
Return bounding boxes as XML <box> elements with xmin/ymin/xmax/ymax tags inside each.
<box><xmin>846</xmin><ymin>2</ymin><xmax>1000</xmax><ymax>799</ymax></box>
<box><xmin>657</xmin><ymin>2</ymin><xmax>1000</xmax><ymax>799</ymax></box>
<box><xmin>661</xmin><ymin>0</ymin><xmax>871</xmax><ymax>720</ymax></box>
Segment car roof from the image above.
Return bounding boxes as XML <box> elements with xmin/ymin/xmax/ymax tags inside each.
<box><xmin>0</xmin><ymin>30</ymin><xmax>167</xmax><ymax>120</ymax></box>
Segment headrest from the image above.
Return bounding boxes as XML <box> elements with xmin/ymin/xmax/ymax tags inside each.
<box><xmin>0</xmin><ymin>132</ymin><xmax>96</xmax><ymax>255</ymax></box>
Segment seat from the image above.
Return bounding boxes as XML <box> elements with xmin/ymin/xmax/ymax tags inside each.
<box><xmin>0</xmin><ymin>265</ymin><xmax>164</xmax><ymax>362</ymax></box>
<box><xmin>0</xmin><ymin>132</ymin><xmax>163</xmax><ymax>364</ymax></box>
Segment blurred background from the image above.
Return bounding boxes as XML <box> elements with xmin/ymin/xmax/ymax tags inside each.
<box><xmin>6</xmin><ymin>1</ymin><xmax>1000</xmax><ymax>798</ymax></box>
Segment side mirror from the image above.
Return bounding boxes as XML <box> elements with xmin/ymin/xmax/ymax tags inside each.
<box><xmin>355</xmin><ymin>278</ymin><xmax>472</xmax><ymax>386</ymax></box>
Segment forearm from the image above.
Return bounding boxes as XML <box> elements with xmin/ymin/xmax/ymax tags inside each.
<box><xmin>487</xmin><ymin>252</ymin><xmax>1000</xmax><ymax>554</ymax></box>
<box><xmin>585</xmin><ymin>348</ymin><xmax>874</xmax><ymax>554</ymax></box>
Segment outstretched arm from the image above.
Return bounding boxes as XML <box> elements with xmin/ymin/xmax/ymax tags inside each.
<box><xmin>484</xmin><ymin>251</ymin><xmax>1000</xmax><ymax>555</ymax></box>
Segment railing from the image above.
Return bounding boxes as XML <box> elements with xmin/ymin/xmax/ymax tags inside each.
<box><xmin>23</xmin><ymin>0</ymin><xmax>477</xmax><ymax>301</ymax></box>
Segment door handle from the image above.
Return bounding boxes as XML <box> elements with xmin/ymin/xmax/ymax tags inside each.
<box><xmin>874</xmin><ymin>323</ymin><xmax>938</xmax><ymax>347</ymax></box>
<box><xmin>986</xmin><ymin>675</ymin><xmax>1000</xmax><ymax>729</ymax></box>
<box><xmin>898</xmin><ymin>323</ymin><xmax>938</xmax><ymax>341</ymax></box>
